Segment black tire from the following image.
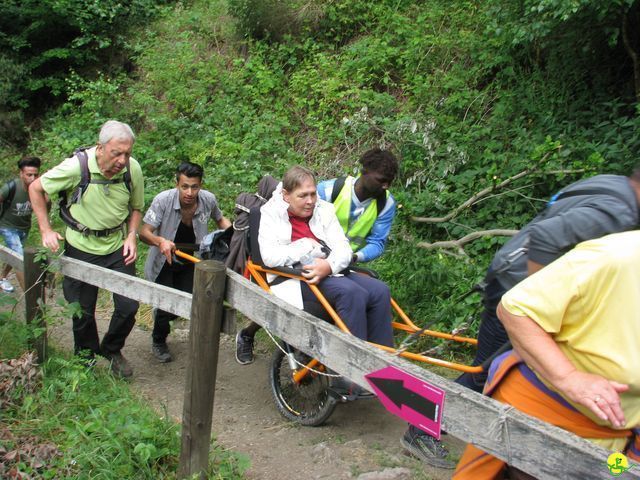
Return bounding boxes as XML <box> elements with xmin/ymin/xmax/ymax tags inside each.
<box><xmin>269</xmin><ymin>344</ymin><xmax>337</xmax><ymax>427</ymax></box>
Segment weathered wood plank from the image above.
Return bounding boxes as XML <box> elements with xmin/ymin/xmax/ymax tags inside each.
<box><xmin>55</xmin><ymin>255</ymin><xmax>192</xmax><ymax>318</ymax></box>
<box><xmin>178</xmin><ymin>260</ymin><xmax>227</xmax><ymax>479</ymax></box>
<box><xmin>0</xmin><ymin>244</ymin><xmax>23</xmax><ymax>271</ymax></box>
<box><xmin>23</xmin><ymin>248</ymin><xmax>47</xmax><ymax>362</ymax></box>
<box><xmin>14</xmin><ymin>251</ymin><xmax>637</xmax><ymax>479</ymax></box>
<box><xmin>224</xmin><ymin>270</ymin><xmax>639</xmax><ymax>480</ymax></box>
<box><xmin>55</xmin><ymin>255</ymin><xmax>237</xmax><ymax>333</ymax></box>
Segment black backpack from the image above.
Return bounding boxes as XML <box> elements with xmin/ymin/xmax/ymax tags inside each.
<box><xmin>0</xmin><ymin>180</ymin><xmax>17</xmax><ymax>220</ymax></box>
<box><xmin>59</xmin><ymin>147</ymin><xmax>132</xmax><ymax>237</ymax></box>
<box><xmin>199</xmin><ymin>227</ymin><xmax>234</xmax><ymax>262</ymax></box>
<box><xmin>223</xmin><ymin>175</ymin><xmax>278</xmax><ymax>274</ymax></box>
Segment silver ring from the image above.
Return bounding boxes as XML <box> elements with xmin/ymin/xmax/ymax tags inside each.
<box><xmin>594</xmin><ymin>395</ymin><xmax>602</xmax><ymax>404</ymax></box>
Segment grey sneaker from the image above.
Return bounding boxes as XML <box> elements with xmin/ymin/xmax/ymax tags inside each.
<box><xmin>0</xmin><ymin>278</ymin><xmax>15</xmax><ymax>293</ymax></box>
<box><xmin>235</xmin><ymin>331</ymin><xmax>254</xmax><ymax>365</ymax></box>
<box><xmin>401</xmin><ymin>428</ymin><xmax>455</xmax><ymax>469</ymax></box>
<box><xmin>152</xmin><ymin>342</ymin><xmax>172</xmax><ymax>363</ymax></box>
<box><xmin>103</xmin><ymin>351</ymin><xmax>133</xmax><ymax>379</ymax></box>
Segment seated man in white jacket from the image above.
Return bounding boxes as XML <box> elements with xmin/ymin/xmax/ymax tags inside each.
<box><xmin>257</xmin><ymin>166</ymin><xmax>394</xmax><ymax>394</ymax></box>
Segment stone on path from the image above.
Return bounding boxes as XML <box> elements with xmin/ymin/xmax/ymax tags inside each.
<box><xmin>356</xmin><ymin>467</ymin><xmax>412</xmax><ymax>480</ymax></box>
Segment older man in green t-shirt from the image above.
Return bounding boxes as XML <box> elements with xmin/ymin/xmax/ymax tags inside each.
<box><xmin>30</xmin><ymin>120</ymin><xmax>145</xmax><ymax>378</ymax></box>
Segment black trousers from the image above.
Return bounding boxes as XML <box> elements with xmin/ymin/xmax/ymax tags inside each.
<box><xmin>455</xmin><ymin>275</ymin><xmax>508</xmax><ymax>393</ymax></box>
<box><xmin>411</xmin><ymin>275</ymin><xmax>509</xmax><ymax>440</ymax></box>
<box><xmin>152</xmin><ymin>261</ymin><xmax>194</xmax><ymax>344</ymax></box>
<box><xmin>63</xmin><ymin>242</ymin><xmax>139</xmax><ymax>355</ymax></box>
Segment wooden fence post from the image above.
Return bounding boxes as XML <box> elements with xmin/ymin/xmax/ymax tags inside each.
<box><xmin>23</xmin><ymin>247</ymin><xmax>47</xmax><ymax>363</ymax></box>
<box><xmin>177</xmin><ymin>260</ymin><xmax>227</xmax><ymax>479</ymax></box>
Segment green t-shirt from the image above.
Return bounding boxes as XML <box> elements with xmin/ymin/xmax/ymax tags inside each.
<box><xmin>40</xmin><ymin>147</ymin><xmax>145</xmax><ymax>255</ymax></box>
<box><xmin>0</xmin><ymin>178</ymin><xmax>32</xmax><ymax>233</ymax></box>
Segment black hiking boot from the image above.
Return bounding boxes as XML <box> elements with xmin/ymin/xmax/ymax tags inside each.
<box><xmin>101</xmin><ymin>350</ymin><xmax>133</xmax><ymax>379</ymax></box>
<box><xmin>152</xmin><ymin>342</ymin><xmax>172</xmax><ymax>363</ymax></box>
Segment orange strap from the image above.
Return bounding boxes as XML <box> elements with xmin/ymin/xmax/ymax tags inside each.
<box><xmin>453</xmin><ymin>366</ymin><xmax>633</xmax><ymax>479</ymax></box>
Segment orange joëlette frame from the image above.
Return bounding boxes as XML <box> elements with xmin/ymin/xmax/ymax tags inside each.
<box><xmin>244</xmin><ymin>259</ymin><xmax>481</xmax><ymax>375</ymax></box>
<box><xmin>174</xmin><ymin>250</ymin><xmax>482</xmax><ymax>382</ymax></box>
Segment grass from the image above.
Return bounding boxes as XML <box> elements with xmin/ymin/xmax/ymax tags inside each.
<box><xmin>0</xmin><ymin>299</ymin><xmax>248</xmax><ymax>479</ymax></box>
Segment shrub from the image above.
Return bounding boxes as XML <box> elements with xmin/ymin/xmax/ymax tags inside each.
<box><xmin>229</xmin><ymin>0</ymin><xmax>325</xmax><ymax>41</ymax></box>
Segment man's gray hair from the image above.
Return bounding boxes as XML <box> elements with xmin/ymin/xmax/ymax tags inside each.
<box><xmin>99</xmin><ymin>120</ymin><xmax>136</xmax><ymax>144</ymax></box>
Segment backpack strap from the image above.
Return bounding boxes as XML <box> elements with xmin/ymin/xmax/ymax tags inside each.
<box><xmin>0</xmin><ymin>180</ymin><xmax>17</xmax><ymax>220</ymax></box>
<box><xmin>330</xmin><ymin>176</ymin><xmax>346</xmax><ymax>203</ymax></box>
<box><xmin>7</xmin><ymin>180</ymin><xmax>16</xmax><ymax>204</ymax></box>
<box><xmin>71</xmin><ymin>148</ymin><xmax>92</xmax><ymax>203</ymax></box>
<box><xmin>58</xmin><ymin>147</ymin><xmax>132</xmax><ymax>237</ymax></box>
<box><xmin>375</xmin><ymin>191</ymin><xmax>387</xmax><ymax>217</ymax></box>
<box><xmin>123</xmin><ymin>159</ymin><xmax>132</xmax><ymax>193</ymax></box>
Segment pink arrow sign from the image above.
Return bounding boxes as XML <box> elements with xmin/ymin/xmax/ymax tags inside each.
<box><xmin>365</xmin><ymin>365</ymin><xmax>445</xmax><ymax>439</ymax></box>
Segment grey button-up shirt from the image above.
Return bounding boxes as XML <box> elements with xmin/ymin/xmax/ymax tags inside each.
<box><xmin>143</xmin><ymin>188</ymin><xmax>224</xmax><ymax>281</ymax></box>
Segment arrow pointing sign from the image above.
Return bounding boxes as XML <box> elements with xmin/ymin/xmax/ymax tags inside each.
<box><xmin>365</xmin><ymin>366</ymin><xmax>445</xmax><ymax>439</ymax></box>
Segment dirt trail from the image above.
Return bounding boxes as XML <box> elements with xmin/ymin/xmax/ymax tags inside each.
<box><xmin>23</xmin><ymin>282</ymin><xmax>464</xmax><ymax>480</ymax></box>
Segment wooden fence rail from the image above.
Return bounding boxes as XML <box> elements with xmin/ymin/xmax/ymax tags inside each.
<box><xmin>1</xmin><ymin>244</ymin><xmax>23</xmax><ymax>271</ymax></box>
<box><xmin>1</xmin><ymin>244</ymin><xmax>637</xmax><ymax>479</ymax></box>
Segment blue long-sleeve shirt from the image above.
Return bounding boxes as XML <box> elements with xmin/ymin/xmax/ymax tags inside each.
<box><xmin>317</xmin><ymin>177</ymin><xmax>396</xmax><ymax>262</ymax></box>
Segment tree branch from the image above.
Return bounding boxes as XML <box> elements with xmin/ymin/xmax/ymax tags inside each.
<box><xmin>417</xmin><ymin>229</ymin><xmax>519</xmax><ymax>253</ymax></box>
<box><xmin>411</xmin><ymin>151</ymin><xmax>569</xmax><ymax>225</ymax></box>
<box><xmin>412</xmin><ymin>169</ymin><xmax>535</xmax><ymax>224</ymax></box>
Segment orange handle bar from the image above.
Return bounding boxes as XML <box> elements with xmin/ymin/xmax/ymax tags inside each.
<box><xmin>175</xmin><ymin>249</ymin><xmax>200</xmax><ymax>263</ymax></box>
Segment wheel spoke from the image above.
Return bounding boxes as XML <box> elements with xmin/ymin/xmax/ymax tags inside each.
<box><xmin>270</xmin><ymin>345</ymin><xmax>337</xmax><ymax>426</ymax></box>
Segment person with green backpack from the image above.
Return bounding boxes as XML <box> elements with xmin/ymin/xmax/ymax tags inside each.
<box><xmin>0</xmin><ymin>156</ymin><xmax>42</xmax><ymax>293</ymax></box>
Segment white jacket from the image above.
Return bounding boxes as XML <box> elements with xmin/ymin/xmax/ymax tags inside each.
<box><xmin>258</xmin><ymin>183</ymin><xmax>352</xmax><ymax>308</ymax></box>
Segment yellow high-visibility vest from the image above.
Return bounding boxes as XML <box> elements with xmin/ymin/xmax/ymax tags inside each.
<box><xmin>332</xmin><ymin>176</ymin><xmax>387</xmax><ymax>251</ymax></box>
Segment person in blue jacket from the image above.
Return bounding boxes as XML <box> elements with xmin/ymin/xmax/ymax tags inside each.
<box><xmin>316</xmin><ymin>148</ymin><xmax>398</xmax><ymax>264</ymax></box>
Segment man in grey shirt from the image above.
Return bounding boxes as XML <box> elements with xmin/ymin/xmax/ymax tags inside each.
<box><xmin>139</xmin><ymin>162</ymin><xmax>231</xmax><ymax>362</ymax></box>
<box><xmin>457</xmin><ymin>171</ymin><xmax>640</xmax><ymax>393</ymax></box>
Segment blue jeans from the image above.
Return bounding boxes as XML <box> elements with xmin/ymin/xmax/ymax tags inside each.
<box><xmin>0</xmin><ymin>227</ymin><xmax>27</xmax><ymax>255</ymax></box>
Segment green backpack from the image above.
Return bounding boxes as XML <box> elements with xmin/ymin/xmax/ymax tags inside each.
<box><xmin>0</xmin><ymin>180</ymin><xmax>17</xmax><ymax>220</ymax></box>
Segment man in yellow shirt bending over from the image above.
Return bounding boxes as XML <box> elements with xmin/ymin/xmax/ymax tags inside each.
<box><xmin>453</xmin><ymin>231</ymin><xmax>640</xmax><ymax>479</ymax></box>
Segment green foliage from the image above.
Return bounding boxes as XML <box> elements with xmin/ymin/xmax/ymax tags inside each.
<box><xmin>0</xmin><ymin>340</ymin><xmax>247</xmax><ymax>479</ymax></box>
<box><xmin>0</xmin><ymin>0</ymin><xmax>173</xmax><ymax>144</ymax></box>
<box><xmin>0</xmin><ymin>296</ymin><xmax>27</xmax><ymax>358</ymax></box>
<box><xmin>229</xmin><ymin>0</ymin><xmax>325</xmax><ymax>41</ymax></box>
<box><xmin>5</xmin><ymin>0</ymin><xmax>640</xmax><ymax>338</ymax></box>
<box><xmin>490</xmin><ymin>0</ymin><xmax>636</xmax><ymax>46</ymax></box>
